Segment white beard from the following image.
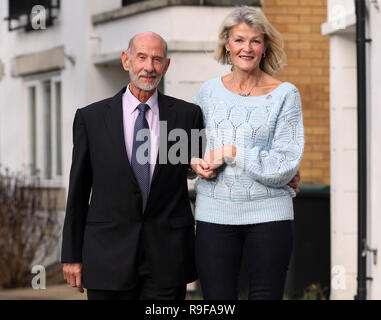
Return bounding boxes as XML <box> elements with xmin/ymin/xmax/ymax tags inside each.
<box><xmin>129</xmin><ymin>67</ymin><xmax>163</xmax><ymax>91</ymax></box>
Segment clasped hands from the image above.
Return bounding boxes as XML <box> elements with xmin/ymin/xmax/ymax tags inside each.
<box><xmin>190</xmin><ymin>146</ymin><xmax>234</xmax><ymax>179</ymax></box>
<box><xmin>190</xmin><ymin>146</ymin><xmax>300</xmax><ymax>193</ymax></box>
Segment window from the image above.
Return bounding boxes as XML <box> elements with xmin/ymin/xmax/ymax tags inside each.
<box><xmin>28</xmin><ymin>87</ymin><xmax>37</xmax><ymax>176</ymax></box>
<box><xmin>43</xmin><ymin>80</ymin><xmax>53</xmax><ymax>180</ymax></box>
<box><xmin>122</xmin><ymin>0</ymin><xmax>145</xmax><ymax>6</ymax></box>
<box><xmin>55</xmin><ymin>82</ymin><xmax>62</xmax><ymax>176</ymax></box>
<box><xmin>6</xmin><ymin>0</ymin><xmax>60</xmax><ymax>32</ymax></box>
<box><xmin>26</xmin><ymin>74</ymin><xmax>63</xmax><ymax>184</ymax></box>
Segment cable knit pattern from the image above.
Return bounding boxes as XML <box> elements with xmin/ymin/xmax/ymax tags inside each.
<box><xmin>192</xmin><ymin>77</ymin><xmax>304</xmax><ymax>225</ymax></box>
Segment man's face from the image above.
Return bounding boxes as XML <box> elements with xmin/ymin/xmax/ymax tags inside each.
<box><xmin>122</xmin><ymin>34</ymin><xmax>170</xmax><ymax>91</ymax></box>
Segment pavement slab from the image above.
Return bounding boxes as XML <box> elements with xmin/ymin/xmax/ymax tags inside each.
<box><xmin>0</xmin><ymin>284</ymin><xmax>87</xmax><ymax>300</ymax></box>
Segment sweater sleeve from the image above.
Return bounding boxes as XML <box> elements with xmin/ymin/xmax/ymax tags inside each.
<box><xmin>233</xmin><ymin>87</ymin><xmax>304</xmax><ymax>187</ymax></box>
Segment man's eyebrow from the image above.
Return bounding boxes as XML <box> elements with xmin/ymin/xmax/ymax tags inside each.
<box><xmin>135</xmin><ymin>52</ymin><xmax>164</xmax><ymax>59</ymax></box>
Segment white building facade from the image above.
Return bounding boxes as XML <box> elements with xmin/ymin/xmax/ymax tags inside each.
<box><xmin>0</xmin><ymin>0</ymin><xmax>256</xmax><ymax>278</ymax></box>
<box><xmin>322</xmin><ymin>0</ymin><xmax>381</xmax><ymax>299</ymax></box>
<box><xmin>0</xmin><ymin>0</ymin><xmax>256</xmax><ymax>184</ymax></box>
<box><xmin>5</xmin><ymin>0</ymin><xmax>381</xmax><ymax>300</ymax></box>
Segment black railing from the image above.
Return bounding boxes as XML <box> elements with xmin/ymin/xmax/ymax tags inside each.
<box><xmin>5</xmin><ymin>0</ymin><xmax>60</xmax><ymax>32</ymax></box>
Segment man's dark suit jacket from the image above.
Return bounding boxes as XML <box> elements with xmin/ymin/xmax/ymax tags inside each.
<box><xmin>61</xmin><ymin>87</ymin><xmax>204</xmax><ymax>290</ymax></box>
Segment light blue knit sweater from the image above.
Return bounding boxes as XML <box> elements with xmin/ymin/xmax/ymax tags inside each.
<box><xmin>192</xmin><ymin>77</ymin><xmax>304</xmax><ymax>225</ymax></box>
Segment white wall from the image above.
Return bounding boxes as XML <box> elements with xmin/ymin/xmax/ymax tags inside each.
<box><xmin>165</xmin><ymin>51</ymin><xmax>230</xmax><ymax>102</ymax></box>
<box><xmin>329</xmin><ymin>32</ymin><xmax>358</xmax><ymax>300</ymax></box>
<box><xmin>0</xmin><ymin>1</ymin><xmax>239</xmax><ymax>189</ymax></box>
<box><xmin>327</xmin><ymin>0</ymin><xmax>355</xmax><ymax>21</ymax></box>
<box><xmin>368</xmin><ymin>1</ymin><xmax>381</xmax><ymax>300</ymax></box>
<box><xmin>0</xmin><ymin>0</ymin><xmax>128</xmax><ymax>177</ymax></box>
<box><xmin>0</xmin><ymin>1</ymin><xmax>237</xmax><ymax>263</ymax></box>
<box><xmin>0</xmin><ymin>14</ymin><xmax>4</xmax><ymax>166</ymax></box>
<box><xmin>325</xmin><ymin>0</ymin><xmax>358</xmax><ymax>301</ymax></box>
<box><xmin>0</xmin><ymin>0</ymin><xmax>28</xmax><ymax>172</ymax></box>
<box><xmin>327</xmin><ymin>0</ymin><xmax>381</xmax><ymax>300</ymax></box>
<box><xmin>89</xmin><ymin>0</ymin><xmax>122</xmax><ymax>15</ymax></box>
<box><xmin>94</xmin><ymin>6</ymin><xmax>234</xmax><ymax>55</ymax></box>
<box><xmin>92</xmin><ymin>5</ymin><xmax>234</xmax><ymax>104</ymax></box>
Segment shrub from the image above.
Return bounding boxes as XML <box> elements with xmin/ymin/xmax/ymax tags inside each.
<box><xmin>0</xmin><ymin>166</ymin><xmax>60</xmax><ymax>289</ymax></box>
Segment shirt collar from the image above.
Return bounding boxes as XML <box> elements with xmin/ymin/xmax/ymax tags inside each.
<box><xmin>124</xmin><ymin>84</ymin><xmax>159</xmax><ymax>116</ymax></box>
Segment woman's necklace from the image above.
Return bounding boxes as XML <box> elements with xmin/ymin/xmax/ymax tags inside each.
<box><xmin>234</xmin><ymin>72</ymin><xmax>262</xmax><ymax>97</ymax></box>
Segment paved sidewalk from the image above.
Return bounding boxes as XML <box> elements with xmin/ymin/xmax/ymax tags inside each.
<box><xmin>0</xmin><ymin>284</ymin><xmax>200</xmax><ymax>300</ymax></box>
<box><xmin>0</xmin><ymin>284</ymin><xmax>87</xmax><ymax>300</ymax></box>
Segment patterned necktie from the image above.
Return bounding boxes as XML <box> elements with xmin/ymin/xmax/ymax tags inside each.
<box><xmin>131</xmin><ymin>103</ymin><xmax>151</xmax><ymax>213</ymax></box>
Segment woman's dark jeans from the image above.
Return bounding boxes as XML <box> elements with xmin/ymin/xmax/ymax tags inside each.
<box><xmin>195</xmin><ymin>220</ymin><xmax>293</xmax><ymax>300</ymax></box>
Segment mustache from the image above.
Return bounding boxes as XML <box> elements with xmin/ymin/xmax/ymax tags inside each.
<box><xmin>138</xmin><ymin>72</ymin><xmax>157</xmax><ymax>78</ymax></box>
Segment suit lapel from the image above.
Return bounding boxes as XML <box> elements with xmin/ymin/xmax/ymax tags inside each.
<box><xmin>151</xmin><ymin>91</ymin><xmax>176</xmax><ymax>186</ymax></box>
<box><xmin>103</xmin><ymin>87</ymin><xmax>139</xmax><ymax>187</ymax></box>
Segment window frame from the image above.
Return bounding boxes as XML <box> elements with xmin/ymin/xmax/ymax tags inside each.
<box><xmin>24</xmin><ymin>72</ymin><xmax>63</xmax><ymax>187</ymax></box>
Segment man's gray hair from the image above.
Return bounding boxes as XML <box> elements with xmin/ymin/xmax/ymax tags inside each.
<box><xmin>127</xmin><ymin>35</ymin><xmax>168</xmax><ymax>58</ymax></box>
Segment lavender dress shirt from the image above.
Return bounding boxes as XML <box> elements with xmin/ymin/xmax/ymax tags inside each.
<box><xmin>122</xmin><ymin>84</ymin><xmax>160</xmax><ymax>186</ymax></box>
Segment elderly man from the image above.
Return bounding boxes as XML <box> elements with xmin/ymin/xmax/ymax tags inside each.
<box><xmin>61</xmin><ymin>32</ymin><xmax>209</xmax><ymax>300</ymax></box>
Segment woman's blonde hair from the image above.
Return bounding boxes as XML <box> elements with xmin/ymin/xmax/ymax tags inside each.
<box><xmin>215</xmin><ymin>6</ymin><xmax>287</xmax><ymax>75</ymax></box>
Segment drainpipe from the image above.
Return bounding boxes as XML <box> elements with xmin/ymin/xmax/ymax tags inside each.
<box><xmin>355</xmin><ymin>0</ymin><xmax>369</xmax><ymax>300</ymax></box>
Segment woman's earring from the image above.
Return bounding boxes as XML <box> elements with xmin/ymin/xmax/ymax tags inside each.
<box><xmin>226</xmin><ymin>50</ymin><xmax>232</xmax><ymax>65</ymax></box>
<box><xmin>262</xmin><ymin>52</ymin><xmax>266</xmax><ymax>59</ymax></box>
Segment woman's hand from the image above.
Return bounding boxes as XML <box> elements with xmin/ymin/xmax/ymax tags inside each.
<box><xmin>203</xmin><ymin>146</ymin><xmax>237</xmax><ymax>170</ymax></box>
<box><xmin>190</xmin><ymin>157</ymin><xmax>216</xmax><ymax>179</ymax></box>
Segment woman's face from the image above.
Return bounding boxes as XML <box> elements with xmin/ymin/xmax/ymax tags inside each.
<box><xmin>225</xmin><ymin>23</ymin><xmax>266</xmax><ymax>72</ymax></box>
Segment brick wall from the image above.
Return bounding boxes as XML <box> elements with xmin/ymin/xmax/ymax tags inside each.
<box><xmin>262</xmin><ymin>0</ymin><xmax>330</xmax><ymax>185</ymax></box>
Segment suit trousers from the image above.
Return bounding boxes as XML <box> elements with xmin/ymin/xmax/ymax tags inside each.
<box><xmin>87</xmin><ymin>244</ymin><xmax>187</xmax><ymax>300</ymax></box>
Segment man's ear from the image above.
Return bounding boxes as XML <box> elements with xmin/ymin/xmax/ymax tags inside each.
<box><xmin>162</xmin><ymin>58</ymin><xmax>171</xmax><ymax>76</ymax></box>
<box><xmin>121</xmin><ymin>51</ymin><xmax>130</xmax><ymax>71</ymax></box>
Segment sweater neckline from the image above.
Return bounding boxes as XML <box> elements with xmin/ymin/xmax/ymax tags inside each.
<box><xmin>218</xmin><ymin>76</ymin><xmax>289</xmax><ymax>100</ymax></box>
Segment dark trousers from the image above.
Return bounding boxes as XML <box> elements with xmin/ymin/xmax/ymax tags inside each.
<box><xmin>195</xmin><ymin>220</ymin><xmax>293</xmax><ymax>300</ymax></box>
<box><xmin>87</xmin><ymin>245</ymin><xmax>186</xmax><ymax>300</ymax></box>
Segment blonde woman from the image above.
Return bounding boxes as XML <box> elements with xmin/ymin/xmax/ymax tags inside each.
<box><xmin>190</xmin><ymin>6</ymin><xmax>304</xmax><ymax>300</ymax></box>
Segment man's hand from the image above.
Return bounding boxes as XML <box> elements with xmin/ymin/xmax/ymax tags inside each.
<box><xmin>63</xmin><ymin>263</ymin><xmax>84</xmax><ymax>293</ymax></box>
<box><xmin>287</xmin><ymin>170</ymin><xmax>301</xmax><ymax>194</ymax></box>
<box><xmin>190</xmin><ymin>157</ymin><xmax>216</xmax><ymax>179</ymax></box>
